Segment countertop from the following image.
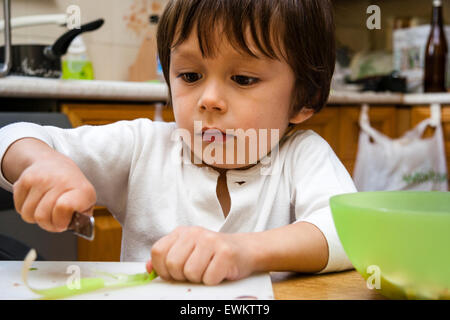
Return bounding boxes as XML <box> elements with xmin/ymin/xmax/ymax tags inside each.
<box><xmin>1</xmin><ymin>75</ymin><xmax>450</xmax><ymax>105</ymax></box>
<box><xmin>329</xmin><ymin>90</ymin><xmax>450</xmax><ymax>105</ymax></box>
<box><xmin>0</xmin><ymin>76</ymin><xmax>168</xmax><ymax>102</ymax></box>
<box><xmin>271</xmin><ymin>270</ymin><xmax>385</xmax><ymax>300</ymax></box>
<box><xmin>0</xmin><ymin>260</ymin><xmax>274</xmax><ymax>300</ymax></box>
<box><xmin>0</xmin><ymin>258</ymin><xmax>384</xmax><ymax>300</ymax></box>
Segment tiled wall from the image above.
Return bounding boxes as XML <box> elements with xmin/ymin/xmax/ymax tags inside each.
<box><xmin>1</xmin><ymin>0</ymin><xmax>167</xmax><ymax>81</ymax></box>
<box><xmin>1</xmin><ymin>0</ymin><xmax>448</xmax><ymax>81</ymax></box>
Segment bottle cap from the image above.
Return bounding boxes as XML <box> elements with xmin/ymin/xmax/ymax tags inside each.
<box><xmin>67</xmin><ymin>35</ymin><xmax>87</xmax><ymax>54</ymax></box>
<box><xmin>433</xmin><ymin>0</ymin><xmax>442</xmax><ymax>7</ymax></box>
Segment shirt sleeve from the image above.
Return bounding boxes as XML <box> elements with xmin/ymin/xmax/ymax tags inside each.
<box><xmin>0</xmin><ymin>118</ymin><xmax>156</xmax><ymax>224</ymax></box>
<box><xmin>288</xmin><ymin>130</ymin><xmax>356</xmax><ymax>274</ymax></box>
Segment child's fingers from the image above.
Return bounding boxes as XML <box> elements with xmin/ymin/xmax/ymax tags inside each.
<box><xmin>151</xmin><ymin>231</ymin><xmax>180</xmax><ymax>281</ymax></box>
<box><xmin>33</xmin><ymin>188</ymin><xmax>64</xmax><ymax>232</ymax></box>
<box><xmin>17</xmin><ymin>184</ymin><xmax>50</xmax><ymax>224</ymax></box>
<box><xmin>145</xmin><ymin>260</ymin><xmax>153</xmax><ymax>274</ymax></box>
<box><xmin>51</xmin><ymin>188</ymin><xmax>96</xmax><ymax>231</ymax></box>
<box><xmin>12</xmin><ymin>178</ymin><xmax>33</xmax><ymax>218</ymax></box>
<box><xmin>183</xmin><ymin>244</ymin><xmax>214</xmax><ymax>283</ymax></box>
<box><xmin>165</xmin><ymin>237</ymin><xmax>196</xmax><ymax>281</ymax></box>
<box><xmin>201</xmin><ymin>253</ymin><xmax>229</xmax><ymax>286</ymax></box>
<box><xmin>86</xmin><ymin>205</ymin><xmax>95</xmax><ymax>217</ymax></box>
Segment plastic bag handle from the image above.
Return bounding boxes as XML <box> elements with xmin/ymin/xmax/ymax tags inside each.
<box><xmin>405</xmin><ymin>103</ymin><xmax>442</xmax><ymax>139</ymax></box>
<box><xmin>430</xmin><ymin>103</ymin><xmax>441</xmax><ymax>127</ymax></box>
<box><xmin>358</xmin><ymin>104</ymin><xmax>386</xmax><ymax>143</ymax></box>
<box><xmin>359</xmin><ymin>103</ymin><xmax>441</xmax><ymax>143</ymax></box>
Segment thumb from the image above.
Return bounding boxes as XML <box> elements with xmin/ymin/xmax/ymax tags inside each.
<box><xmin>52</xmin><ymin>188</ymin><xmax>96</xmax><ymax>231</ymax></box>
<box><xmin>81</xmin><ymin>205</ymin><xmax>95</xmax><ymax>217</ymax></box>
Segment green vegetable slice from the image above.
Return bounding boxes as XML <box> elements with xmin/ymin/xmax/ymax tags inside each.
<box><xmin>22</xmin><ymin>249</ymin><xmax>157</xmax><ymax>300</ymax></box>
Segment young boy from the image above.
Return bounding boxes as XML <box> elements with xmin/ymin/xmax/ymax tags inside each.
<box><xmin>0</xmin><ymin>0</ymin><xmax>356</xmax><ymax>285</ymax></box>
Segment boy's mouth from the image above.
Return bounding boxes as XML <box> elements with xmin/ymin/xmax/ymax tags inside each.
<box><xmin>200</xmin><ymin>127</ymin><xmax>234</xmax><ymax>143</ymax></box>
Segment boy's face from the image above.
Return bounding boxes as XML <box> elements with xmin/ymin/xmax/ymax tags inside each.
<box><xmin>169</xmin><ymin>27</ymin><xmax>313</xmax><ymax>169</ymax></box>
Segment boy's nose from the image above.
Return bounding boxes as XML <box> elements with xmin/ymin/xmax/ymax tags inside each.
<box><xmin>198</xmin><ymin>82</ymin><xmax>227</xmax><ymax>113</ymax></box>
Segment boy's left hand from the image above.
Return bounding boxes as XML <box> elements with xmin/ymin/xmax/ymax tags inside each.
<box><xmin>147</xmin><ymin>226</ymin><xmax>255</xmax><ymax>285</ymax></box>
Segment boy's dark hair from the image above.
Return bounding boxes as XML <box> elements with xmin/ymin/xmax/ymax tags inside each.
<box><xmin>157</xmin><ymin>0</ymin><xmax>335</xmax><ymax>117</ymax></box>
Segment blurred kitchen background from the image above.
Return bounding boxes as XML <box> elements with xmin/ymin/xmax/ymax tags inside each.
<box><xmin>0</xmin><ymin>0</ymin><xmax>166</xmax><ymax>81</ymax></box>
<box><xmin>0</xmin><ymin>0</ymin><xmax>446</xmax><ymax>85</ymax></box>
<box><xmin>334</xmin><ymin>0</ymin><xmax>450</xmax><ymax>93</ymax></box>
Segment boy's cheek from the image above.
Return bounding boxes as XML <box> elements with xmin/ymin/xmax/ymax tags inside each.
<box><xmin>172</xmin><ymin>101</ymin><xmax>195</xmax><ymax>127</ymax></box>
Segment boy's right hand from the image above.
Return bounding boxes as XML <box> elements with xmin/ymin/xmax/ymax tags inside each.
<box><xmin>6</xmin><ymin>139</ymin><xmax>97</xmax><ymax>233</ymax></box>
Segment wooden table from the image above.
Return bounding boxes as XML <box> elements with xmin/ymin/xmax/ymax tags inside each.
<box><xmin>271</xmin><ymin>270</ymin><xmax>386</xmax><ymax>300</ymax></box>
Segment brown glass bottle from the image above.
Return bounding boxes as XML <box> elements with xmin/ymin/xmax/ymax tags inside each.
<box><xmin>424</xmin><ymin>0</ymin><xmax>448</xmax><ymax>92</ymax></box>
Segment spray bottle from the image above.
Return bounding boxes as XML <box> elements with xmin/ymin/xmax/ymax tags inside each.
<box><xmin>62</xmin><ymin>35</ymin><xmax>95</xmax><ymax>80</ymax></box>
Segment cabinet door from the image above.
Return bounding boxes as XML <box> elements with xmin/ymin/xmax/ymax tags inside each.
<box><xmin>295</xmin><ymin>107</ymin><xmax>340</xmax><ymax>154</ymax></box>
<box><xmin>411</xmin><ymin>105</ymin><xmax>450</xmax><ymax>188</ymax></box>
<box><xmin>61</xmin><ymin>103</ymin><xmax>174</xmax><ymax>126</ymax></box>
<box><xmin>339</xmin><ymin>106</ymin><xmax>397</xmax><ymax>175</ymax></box>
<box><xmin>77</xmin><ymin>208</ymin><xmax>123</xmax><ymax>262</ymax></box>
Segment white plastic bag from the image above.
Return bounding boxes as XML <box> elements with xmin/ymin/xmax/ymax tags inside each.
<box><xmin>353</xmin><ymin>104</ymin><xmax>448</xmax><ymax>191</ymax></box>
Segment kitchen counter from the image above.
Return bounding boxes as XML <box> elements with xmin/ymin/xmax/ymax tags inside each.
<box><xmin>2</xmin><ymin>75</ymin><xmax>450</xmax><ymax>105</ymax></box>
<box><xmin>0</xmin><ymin>260</ymin><xmax>274</xmax><ymax>300</ymax></box>
<box><xmin>0</xmin><ymin>76</ymin><xmax>168</xmax><ymax>102</ymax></box>
<box><xmin>329</xmin><ymin>90</ymin><xmax>403</xmax><ymax>104</ymax></box>
<box><xmin>330</xmin><ymin>90</ymin><xmax>450</xmax><ymax>105</ymax></box>
<box><xmin>271</xmin><ymin>270</ymin><xmax>385</xmax><ymax>300</ymax></box>
<box><xmin>0</xmin><ymin>259</ymin><xmax>383</xmax><ymax>300</ymax></box>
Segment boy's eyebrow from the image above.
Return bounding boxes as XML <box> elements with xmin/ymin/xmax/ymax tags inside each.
<box><xmin>171</xmin><ymin>47</ymin><xmax>265</xmax><ymax>64</ymax></box>
<box><xmin>171</xmin><ymin>48</ymin><xmax>199</xmax><ymax>59</ymax></box>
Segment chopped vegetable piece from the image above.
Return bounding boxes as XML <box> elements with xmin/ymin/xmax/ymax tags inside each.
<box><xmin>22</xmin><ymin>249</ymin><xmax>157</xmax><ymax>300</ymax></box>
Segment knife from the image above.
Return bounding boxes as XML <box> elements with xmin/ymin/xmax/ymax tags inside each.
<box><xmin>67</xmin><ymin>211</ymin><xmax>95</xmax><ymax>241</ymax></box>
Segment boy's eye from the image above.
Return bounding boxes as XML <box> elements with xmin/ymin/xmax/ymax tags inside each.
<box><xmin>177</xmin><ymin>73</ymin><xmax>259</xmax><ymax>86</ymax></box>
<box><xmin>231</xmin><ymin>75</ymin><xmax>259</xmax><ymax>86</ymax></box>
<box><xmin>179</xmin><ymin>73</ymin><xmax>202</xmax><ymax>83</ymax></box>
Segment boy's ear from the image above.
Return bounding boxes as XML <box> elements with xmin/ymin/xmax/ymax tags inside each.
<box><xmin>289</xmin><ymin>107</ymin><xmax>314</xmax><ymax>124</ymax></box>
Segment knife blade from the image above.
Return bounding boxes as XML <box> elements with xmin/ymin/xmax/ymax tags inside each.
<box><xmin>67</xmin><ymin>211</ymin><xmax>95</xmax><ymax>241</ymax></box>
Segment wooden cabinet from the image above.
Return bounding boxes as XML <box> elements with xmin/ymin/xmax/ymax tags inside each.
<box><xmin>61</xmin><ymin>102</ymin><xmax>174</xmax><ymax>261</ymax></box>
<box><xmin>61</xmin><ymin>102</ymin><xmax>175</xmax><ymax>126</ymax></box>
<box><xmin>76</xmin><ymin>207</ymin><xmax>123</xmax><ymax>261</ymax></box>
<box><xmin>297</xmin><ymin>107</ymin><xmax>340</xmax><ymax>152</ymax></box>
<box><xmin>297</xmin><ymin>105</ymin><xmax>400</xmax><ymax>175</ymax></box>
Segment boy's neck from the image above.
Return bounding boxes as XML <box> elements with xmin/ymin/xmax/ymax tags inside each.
<box><xmin>194</xmin><ymin>160</ymin><xmax>257</xmax><ymax>175</ymax></box>
<box><xmin>183</xmin><ymin>146</ymin><xmax>258</xmax><ymax>173</ymax></box>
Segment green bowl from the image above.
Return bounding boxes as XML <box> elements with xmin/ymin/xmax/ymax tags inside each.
<box><xmin>330</xmin><ymin>191</ymin><xmax>450</xmax><ymax>300</ymax></box>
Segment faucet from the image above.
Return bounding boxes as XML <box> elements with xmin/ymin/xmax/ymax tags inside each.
<box><xmin>0</xmin><ymin>0</ymin><xmax>11</xmax><ymax>77</ymax></box>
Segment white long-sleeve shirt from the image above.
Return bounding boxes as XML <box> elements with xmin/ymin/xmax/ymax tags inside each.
<box><xmin>0</xmin><ymin>119</ymin><xmax>356</xmax><ymax>273</ymax></box>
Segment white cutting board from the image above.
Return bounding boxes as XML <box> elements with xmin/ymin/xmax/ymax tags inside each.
<box><xmin>0</xmin><ymin>261</ymin><xmax>274</xmax><ymax>300</ymax></box>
